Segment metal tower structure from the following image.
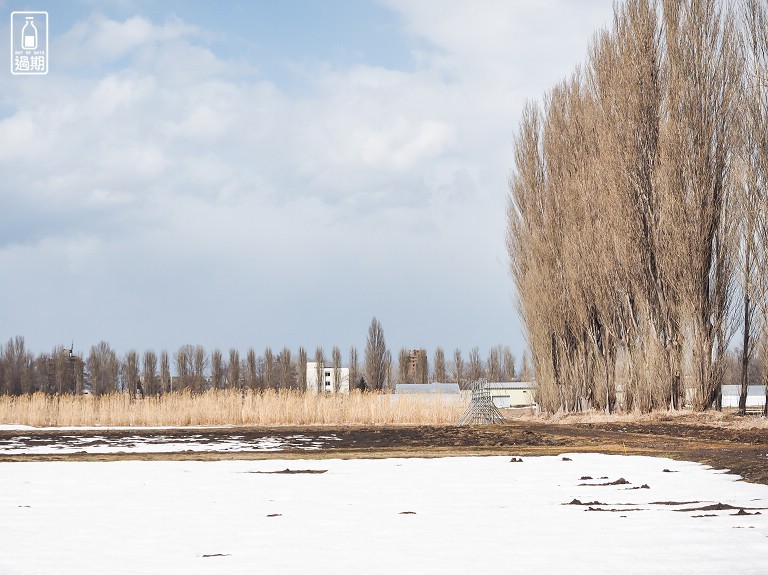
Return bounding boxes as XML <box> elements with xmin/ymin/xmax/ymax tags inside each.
<box><xmin>456</xmin><ymin>379</ymin><xmax>506</xmax><ymax>425</ymax></box>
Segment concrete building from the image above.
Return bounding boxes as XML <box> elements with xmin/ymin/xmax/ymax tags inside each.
<box><xmin>306</xmin><ymin>361</ymin><xmax>350</xmax><ymax>394</ymax></box>
<box><xmin>406</xmin><ymin>349</ymin><xmax>428</xmax><ymax>384</ymax></box>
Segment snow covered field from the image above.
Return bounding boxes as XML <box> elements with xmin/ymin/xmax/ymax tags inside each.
<box><xmin>1</xmin><ymin>454</ymin><xmax>766</xmax><ymax>574</ymax></box>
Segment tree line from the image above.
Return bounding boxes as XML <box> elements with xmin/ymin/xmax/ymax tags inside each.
<box><xmin>507</xmin><ymin>0</ymin><xmax>768</xmax><ymax>414</ymax></box>
<box><xmin>0</xmin><ymin>319</ymin><xmax>521</xmax><ymax>396</ymax></box>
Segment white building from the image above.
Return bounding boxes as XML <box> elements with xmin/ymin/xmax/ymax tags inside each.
<box><xmin>306</xmin><ymin>361</ymin><xmax>350</xmax><ymax>394</ymax></box>
<box><xmin>486</xmin><ymin>381</ymin><xmax>537</xmax><ymax>409</ymax></box>
<box><xmin>721</xmin><ymin>385</ymin><xmax>766</xmax><ymax>412</ymax></box>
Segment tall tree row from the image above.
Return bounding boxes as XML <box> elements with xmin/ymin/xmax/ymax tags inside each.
<box><xmin>509</xmin><ymin>0</ymin><xmax>762</xmax><ymax>413</ymax></box>
<box><xmin>0</xmin><ymin>328</ymin><xmax>521</xmax><ymax>396</ymax></box>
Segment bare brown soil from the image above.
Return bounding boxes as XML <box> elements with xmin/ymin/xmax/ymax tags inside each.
<box><xmin>1</xmin><ymin>419</ymin><xmax>766</xmax><ymax>484</ymax></box>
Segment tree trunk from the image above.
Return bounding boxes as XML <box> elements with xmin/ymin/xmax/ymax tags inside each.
<box><xmin>740</xmin><ymin>294</ymin><xmax>751</xmax><ymax>415</ymax></box>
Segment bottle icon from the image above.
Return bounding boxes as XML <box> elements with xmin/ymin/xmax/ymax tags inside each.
<box><xmin>22</xmin><ymin>17</ymin><xmax>37</xmax><ymax>50</ymax></box>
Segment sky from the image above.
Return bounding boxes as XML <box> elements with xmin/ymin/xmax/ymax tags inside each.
<box><xmin>0</xmin><ymin>0</ymin><xmax>616</xmax><ymax>364</ymax></box>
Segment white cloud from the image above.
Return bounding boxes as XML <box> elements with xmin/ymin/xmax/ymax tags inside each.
<box><xmin>86</xmin><ymin>71</ymin><xmax>156</xmax><ymax>117</ymax></box>
<box><xmin>0</xmin><ymin>4</ymin><xmax>616</xmax><ymax>356</ymax></box>
<box><xmin>57</xmin><ymin>14</ymin><xmax>199</xmax><ymax>68</ymax></box>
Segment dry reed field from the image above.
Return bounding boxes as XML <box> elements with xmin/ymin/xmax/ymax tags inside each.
<box><xmin>0</xmin><ymin>390</ymin><xmax>468</xmax><ymax>427</ymax></box>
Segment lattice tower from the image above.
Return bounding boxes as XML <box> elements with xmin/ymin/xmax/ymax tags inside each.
<box><xmin>456</xmin><ymin>379</ymin><xmax>506</xmax><ymax>425</ymax></box>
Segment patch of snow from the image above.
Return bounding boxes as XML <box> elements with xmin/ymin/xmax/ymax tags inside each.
<box><xmin>0</xmin><ymin>433</ymin><xmax>341</xmax><ymax>454</ymax></box>
<box><xmin>0</xmin><ymin>454</ymin><xmax>766</xmax><ymax>574</ymax></box>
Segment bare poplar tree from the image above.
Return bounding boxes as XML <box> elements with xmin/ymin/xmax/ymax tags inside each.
<box><xmin>487</xmin><ymin>346</ymin><xmax>501</xmax><ymax>382</ymax></box>
<box><xmin>2</xmin><ymin>337</ymin><xmax>32</xmax><ymax>396</ymax></box>
<box><xmin>384</xmin><ymin>349</ymin><xmax>394</xmax><ymax>391</ymax></box>
<box><xmin>87</xmin><ymin>342</ymin><xmax>120</xmax><ymax>396</ymax></box>
<box><xmin>661</xmin><ymin>0</ymin><xmax>742</xmax><ymax>409</ymax></box>
<box><xmin>502</xmin><ymin>346</ymin><xmax>516</xmax><ymax>380</ymax></box>
<box><xmin>314</xmin><ymin>347</ymin><xmax>325</xmax><ymax>393</ymax></box>
<box><xmin>175</xmin><ymin>345</ymin><xmax>194</xmax><ymax>390</ymax></box>
<box><xmin>416</xmin><ymin>351</ymin><xmax>429</xmax><ymax>384</ymax></box>
<box><xmin>278</xmin><ymin>347</ymin><xmax>294</xmax><ymax>389</ymax></box>
<box><xmin>297</xmin><ymin>347</ymin><xmax>308</xmax><ymax>391</ymax></box>
<box><xmin>228</xmin><ymin>349</ymin><xmax>241</xmax><ymax>391</ymax></box>
<box><xmin>521</xmin><ymin>351</ymin><xmax>533</xmax><ymax>381</ymax></box>
<box><xmin>468</xmin><ymin>347</ymin><xmax>484</xmax><ymax>381</ymax></box>
<box><xmin>591</xmin><ymin>0</ymin><xmax>668</xmax><ymax>412</ymax></box>
<box><xmin>143</xmin><ymin>350</ymin><xmax>158</xmax><ymax>396</ymax></box>
<box><xmin>0</xmin><ymin>346</ymin><xmax>6</xmax><ymax>395</ymax></box>
<box><xmin>246</xmin><ymin>348</ymin><xmax>258</xmax><ymax>390</ymax></box>
<box><xmin>433</xmin><ymin>347</ymin><xmax>446</xmax><ymax>382</ymax></box>
<box><xmin>398</xmin><ymin>348</ymin><xmax>410</xmax><ymax>384</ymax></box>
<box><xmin>122</xmin><ymin>350</ymin><xmax>139</xmax><ymax>397</ymax></box>
<box><xmin>33</xmin><ymin>353</ymin><xmax>48</xmax><ymax>394</ymax></box>
<box><xmin>192</xmin><ymin>346</ymin><xmax>208</xmax><ymax>392</ymax></box>
<box><xmin>364</xmin><ymin>317</ymin><xmax>388</xmax><ymax>391</ymax></box>
<box><xmin>264</xmin><ymin>347</ymin><xmax>274</xmax><ymax>390</ymax></box>
<box><xmin>742</xmin><ymin>0</ymin><xmax>768</xmax><ymax>415</ymax></box>
<box><xmin>349</xmin><ymin>346</ymin><xmax>360</xmax><ymax>390</ymax></box>
<box><xmin>160</xmin><ymin>350</ymin><xmax>170</xmax><ymax>393</ymax></box>
<box><xmin>736</xmin><ymin>157</ymin><xmax>761</xmax><ymax>414</ymax></box>
<box><xmin>50</xmin><ymin>346</ymin><xmax>73</xmax><ymax>395</ymax></box>
<box><xmin>453</xmin><ymin>348</ymin><xmax>465</xmax><ymax>388</ymax></box>
<box><xmin>211</xmin><ymin>348</ymin><xmax>224</xmax><ymax>390</ymax></box>
<box><xmin>332</xmin><ymin>346</ymin><xmax>342</xmax><ymax>392</ymax></box>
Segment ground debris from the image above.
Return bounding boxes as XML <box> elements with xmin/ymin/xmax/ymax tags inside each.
<box><xmin>399</xmin><ymin>511</ymin><xmax>417</xmax><ymax>515</ymax></box>
<box><xmin>247</xmin><ymin>468</ymin><xmax>327</xmax><ymax>474</ymax></box>
<box><xmin>580</xmin><ymin>477</ymin><xmax>630</xmax><ymax>486</ymax></box>
<box><xmin>202</xmin><ymin>553</ymin><xmax>231</xmax><ymax>558</ymax></box>
<box><xmin>732</xmin><ymin>509</ymin><xmax>761</xmax><ymax>516</ymax></box>
<box><xmin>650</xmin><ymin>501</ymin><xmax>702</xmax><ymax>506</ymax></box>
<box><xmin>585</xmin><ymin>507</ymin><xmax>646</xmax><ymax>512</ymax></box>
<box><xmin>564</xmin><ymin>499</ymin><xmax>606</xmax><ymax>506</ymax></box>
<box><xmin>676</xmin><ymin>503</ymin><xmax>741</xmax><ymax>512</ymax></box>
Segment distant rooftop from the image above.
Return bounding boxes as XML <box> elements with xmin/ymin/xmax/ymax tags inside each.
<box><xmin>394</xmin><ymin>383</ymin><xmax>461</xmax><ymax>394</ymax></box>
<box><xmin>486</xmin><ymin>381</ymin><xmax>536</xmax><ymax>389</ymax></box>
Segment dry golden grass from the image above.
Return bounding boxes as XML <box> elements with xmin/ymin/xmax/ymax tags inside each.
<box><xmin>507</xmin><ymin>407</ymin><xmax>768</xmax><ymax>430</ymax></box>
<box><xmin>2</xmin><ymin>391</ymin><xmax>763</xmax><ymax>430</ymax></box>
<box><xmin>0</xmin><ymin>390</ymin><xmax>468</xmax><ymax>427</ymax></box>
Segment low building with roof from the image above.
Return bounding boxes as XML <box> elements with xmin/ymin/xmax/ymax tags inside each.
<box><xmin>486</xmin><ymin>381</ymin><xmax>537</xmax><ymax>409</ymax></box>
<box><xmin>721</xmin><ymin>384</ymin><xmax>766</xmax><ymax>413</ymax></box>
<box><xmin>394</xmin><ymin>382</ymin><xmax>461</xmax><ymax>395</ymax></box>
